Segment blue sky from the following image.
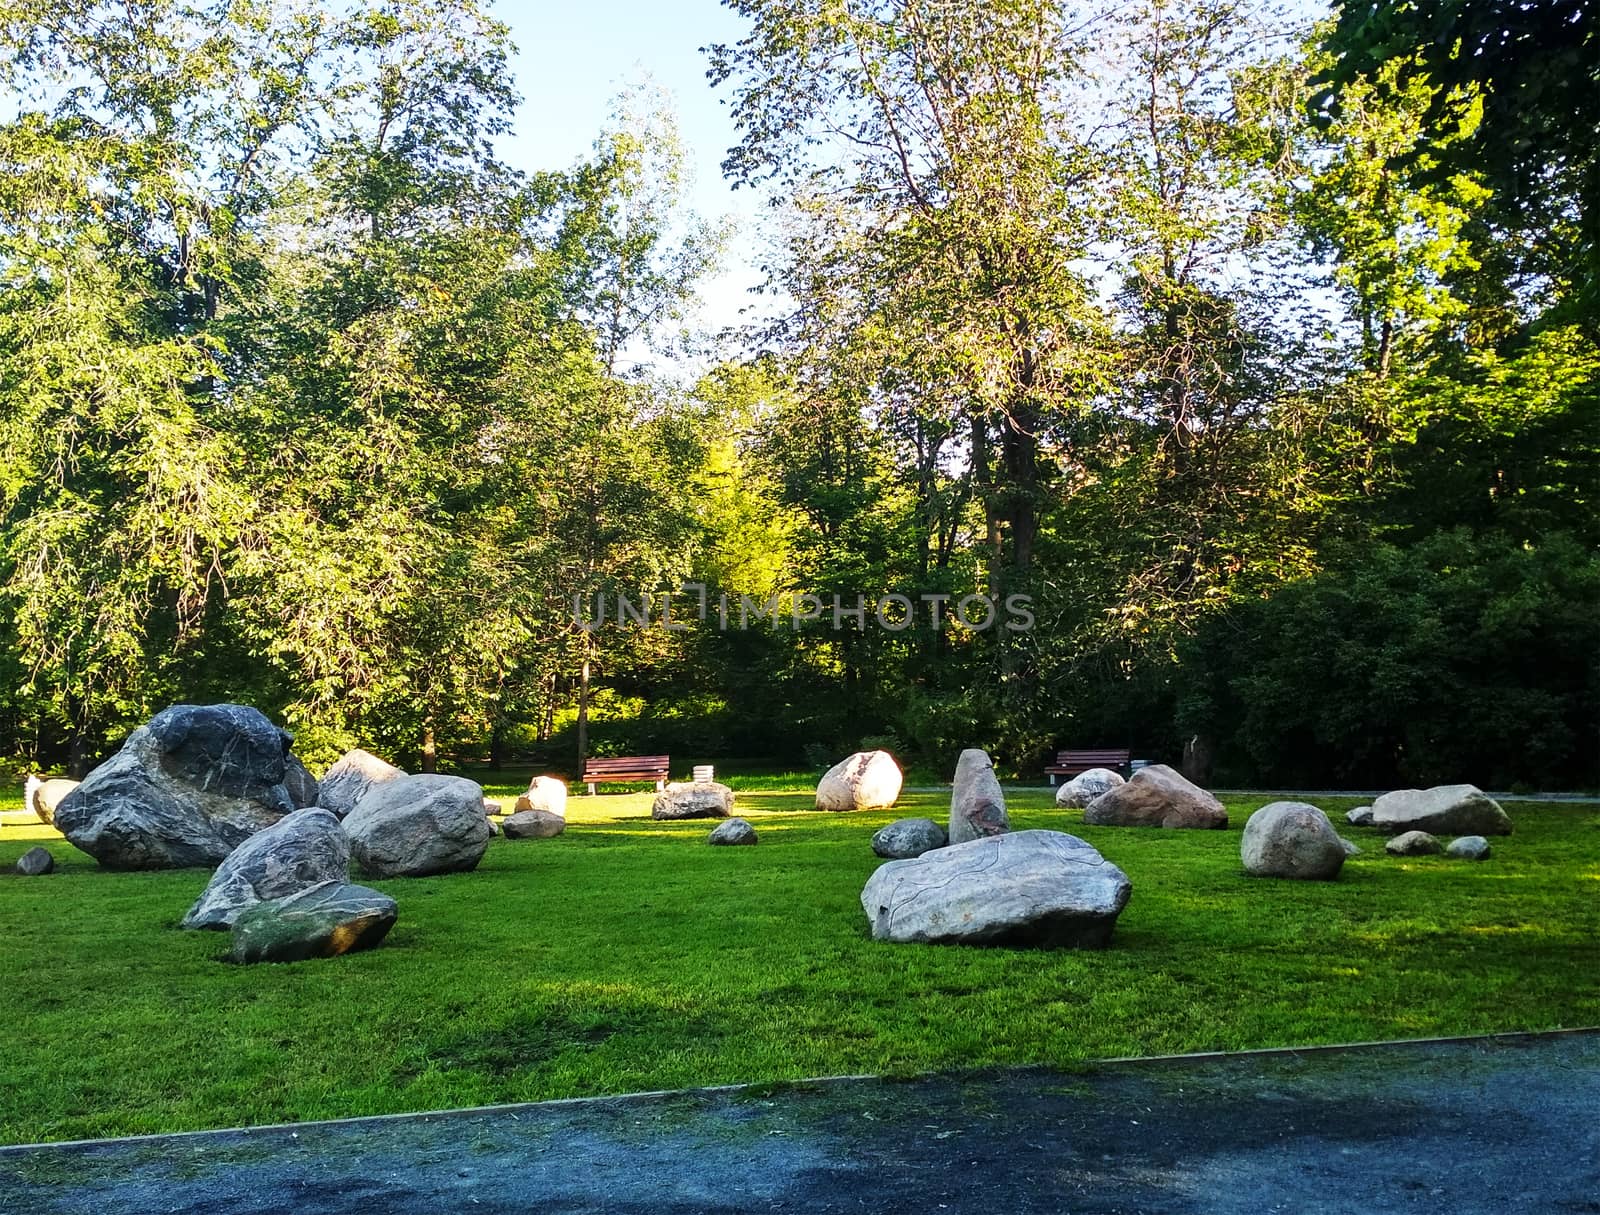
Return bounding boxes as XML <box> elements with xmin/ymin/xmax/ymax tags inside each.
<box><xmin>493</xmin><ymin>0</ymin><xmax>768</xmax><ymax>332</ymax></box>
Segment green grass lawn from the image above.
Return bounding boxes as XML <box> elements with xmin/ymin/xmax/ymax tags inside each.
<box><xmin>1</xmin><ymin>786</ymin><xmax>1596</xmax><ymax>1146</ymax></box>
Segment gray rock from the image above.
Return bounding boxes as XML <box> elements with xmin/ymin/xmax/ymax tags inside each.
<box><xmin>485</xmin><ymin>816</ymin><xmax>499</xmax><ymax>837</ymax></box>
<box><xmin>52</xmin><ymin>704</ymin><xmax>296</xmax><ymax>870</ymax></box>
<box><xmin>816</xmin><ymin>751</ymin><xmax>903</xmax><ymax>811</ymax></box>
<box><xmin>502</xmin><ymin>809</ymin><xmax>566</xmax><ymax>839</ymax></box>
<box><xmin>14</xmin><ymin>846</ymin><xmax>54</xmax><ymax>876</ymax></box>
<box><xmin>229</xmin><ymin>881</ymin><xmax>397</xmax><ymax>964</ymax></box>
<box><xmin>1054</xmin><ymin>768</ymin><xmax>1125</xmax><ymax>809</ymax></box>
<box><xmin>513</xmin><ymin>776</ymin><xmax>567</xmax><ymax>817</ymax></box>
<box><xmin>182</xmin><ymin>808</ymin><xmax>350</xmax><ymax>930</ymax></box>
<box><xmin>1386</xmin><ymin>830</ymin><xmax>1442</xmax><ymax>856</ymax></box>
<box><xmin>709</xmin><ymin>817</ymin><xmax>757</xmax><ymax>846</ymax></box>
<box><xmin>1083</xmin><ymin>764</ymin><xmax>1227</xmax><ymax>829</ymax></box>
<box><xmin>1345</xmin><ymin>806</ymin><xmax>1375</xmax><ymax>827</ymax></box>
<box><xmin>1372</xmin><ymin>785</ymin><xmax>1511</xmax><ymax>837</ymax></box>
<box><xmin>949</xmin><ymin>749</ymin><xmax>1009</xmax><ymax>845</ymax></box>
<box><xmin>283</xmin><ymin>755</ymin><xmax>319</xmax><ymax>809</ymax></box>
<box><xmin>483</xmin><ymin>799</ymin><xmax>503</xmax><ymax>816</ymax></box>
<box><xmin>861</xmin><ymin>829</ymin><xmax>1132</xmax><ymax>948</ymax></box>
<box><xmin>871</xmin><ymin>817</ymin><xmax>948</xmax><ymax>859</ymax></box>
<box><xmin>1340</xmin><ymin>837</ymin><xmax>1362</xmax><ymax>857</ymax></box>
<box><xmin>652</xmin><ymin>781</ymin><xmax>734</xmax><ymax>820</ymax></box>
<box><xmin>1446</xmin><ymin>835</ymin><xmax>1492</xmax><ymax>860</ymax></box>
<box><xmin>317</xmin><ymin>749</ymin><xmax>405</xmax><ymax>819</ymax></box>
<box><xmin>343</xmin><ymin>774</ymin><xmax>491</xmax><ymax>877</ymax></box>
<box><xmin>24</xmin><ymin>775</ymin><xmax>78</xmax><ymax>825</ymax></box>
<box><xmin>1240</xmin><ymin>802</ymin><xmax>1346</xmax><ymax>880</ymax></box>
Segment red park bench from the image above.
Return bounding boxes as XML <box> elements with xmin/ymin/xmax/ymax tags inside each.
<box><xmin>581</xmin><ymin>754</ymin><xmax>670</xmax><ymax>795</ymax></box>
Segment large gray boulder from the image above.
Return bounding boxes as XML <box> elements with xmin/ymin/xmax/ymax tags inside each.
<box><xmin>317</xmin><ymin>749</ymin><xmax>405</xmax><ymax>819</ymax></box>
<box><xmin>343</xmin><ymin>774</ymin><xmax>491</xmax><ymax>877</ymax></box>
<box><xmin>1372</xmin><ymin>785</ymin><xmax>1511</xmax><ymax>837</ymax></box>
<box><xmin>1054</xmin><ymin>768</ymin><xmax>1125</xmax><ymax>809</ymax></box>
<box><xmin>283</xmin><ymin>755</ymin><xmax>319</xmax><ymax>810</ymax></box>
<box><xmin>501</xmin><ymin>809</ymin><xmax>565</xmax><ymax>839</ymax></box>
<box><xmin>513</xmin><ymin>775</ymin><xmax>567</xmax><ymax>817</ymax></box>
<box><xmin>652</xmin><ymin>781</ymin><xmax>734</xmax><ymax>820</ymax></box>
<box><xmin>182</xmin><ymin>808</ymin><xmax>350</xmax><ymax>930</ymax></box>
<box><xmin>229</xmin><ymin>881</ymin><xmax>397</xmax><ymax>964</ymax></box>
<box><xmin>52</xmin><ymin>704</ymin><xmax>297</xmax><ymax>870</ymax></box>
<box><xmin>815</xmin><ymin>751</ymin><xmax>903</xmax><ymax>811</ymax></box>
<box><xmin>949</xmin><ymin>749</ymin><xmax>1009</xmax><ymax>845</ymax></box>
<box><xmin>861</xmin><ymin>829</ymin><xmax>1132</xmax><ymax>948</ymax></box>
<box><xmin>708</xmin><ymin>817</ymin><xmax>757</xmax><ymax>846</ymax></box>
<box><xmin>24</xmin><ymin>775</ymin><xmax>78</xmax><ymax>826</ymax></box>
<box><xmin>1083</xmin><ymin>764</ymin><xmax>1228</xmax><ymax>829</ymax></box>
<box><xmin>1241</xmin><ymin>802</ymin><xmax>1347</xmax><ymax>880</ymax></box>
<box><xmin>871</xmin><ymin>817</ymin><xmax>948</xmax><ymax>859</ymax></box>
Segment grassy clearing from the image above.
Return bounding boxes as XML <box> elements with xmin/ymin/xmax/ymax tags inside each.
<box><xmin>1</xmin><ymin>786</ymin><xmax>1596</xmax><ymax>1145</ymax></box>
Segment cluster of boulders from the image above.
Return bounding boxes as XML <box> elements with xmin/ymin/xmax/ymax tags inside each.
<box><xmin>861</xmin><ymin>748</ymin><xmax>1132</xmax><ymax>948</ymax></box>
<box><xmin>1343</xmin><ymin>785</ymin><xmax>1509</xmax><ymax>863</ymax></box>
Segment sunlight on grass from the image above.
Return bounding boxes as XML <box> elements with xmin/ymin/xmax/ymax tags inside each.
<box><xmin>1</xmin><ymin>794</ymin><xmax>1593</xmax><ymax>1145</ymax></box>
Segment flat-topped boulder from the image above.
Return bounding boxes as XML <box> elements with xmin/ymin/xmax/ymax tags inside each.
<box><xmin>344</xmin><ymin>774</ymin><xmax>491</xmax><ymax>877</ymax></box>
<box><xmin>53</xmin><ymin>704</ymin><xmax>297</xmax><ymax>870</ymax></box>
<box><xmin>1054</xmin><ymin>768</ymin><xmax>1125</xmax><ymax>809</ymax></box>
<box><xmin>1083</xmin><ymin>764</ymin><xmax>1227</xmax><ymax>829</ymax></box>
<box><xmin>815</xmin><ymin>751</ymin><xmax>903</xmax><ymax>811</ymax></box>
<box><xmin>709</xmin><ymin>818</ymin><xmax>757</xmax><ymax>845</ymax></box>
<box><xmin>514</xmin><ymin>775</ymin><xmax>567</xmax><ymax>817</ymax></box>
<box><xmin>502</xmin><ymin>809</ymin><xmax>565</xmax><ymax>839</ymax></box>
<box><xmin>24</xmin><ymin>776</ymin><xmax>78</xmax><ymax>826</ymax></box>
<box><xmin>652</xmin><ymin>781</ymin><xmax>734</xmax><ymax>820</ymax></box>
<box><xmin>229</xmin><ymin>881</ymin><xmax>397</xmax><ymax>964</ymax></box>
<box><xmin>183</xmin><ymin>808</ymin><xmax>350</xmax><ymax>930</ymax></box>
<box><xmin>1241</xmin><ymin>802</ymin><xmax>1347</xmax><ymax>880</ymax></box>
<box><xmin>949</xmin><ymin>749</ymin><xmax>1009</xmax><ymax>844</ymax></box>
<box><xmin>1372</xmin><ymin>785</ymin><xmax>1511</xmax><ymax>837</ymax></box>
<box><xmin>861</xmin><ymin>829</ymin><xmax>1132</xmax><ymax>948</ymax></box>
<box><xmin>317</xmin><ymin>749</ymin><xmax>405</xmax><ymax>819</ymax></box>
<box><xmin>871</xmin><ymin>818</ymin><xmax>948</xmax><ymax>859</ymax></box>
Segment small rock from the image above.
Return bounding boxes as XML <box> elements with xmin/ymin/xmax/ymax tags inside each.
<box><xmin>502</xmin><ymin>809</ymin><xmax>565</xmax><ymax>839</ymax></box>
<box><xmin>24</xmin><ymin>776</ymin><xmax>78</xmax><ymax>826</ymax></box>
<box><xmin>1345</xmin><ymin>806</ymin><xmax>1374</xmax><ymax>827</ymax></box>
<box><xmin>709</xmin><ymin>818</ymin><xmax>757</xmax><ymax>846</ymax></box>
<box><xmin>1340</xmin><ymin>837</ymin><xmax>1361</xmax><ymax>857</ymax></box>
<box><xmin>14</xmin><ymin>846</ymin><xmax>55</xmax><ymax>876</ymax></box>
<box><xmin>482</xmin><ymin>799</ymin><xmax>503</xmax><ymax>815</ymax></box>
<box><xmin>1054</xmin><ymin>768</ymin><xmax>1125</xmax><ymax>809</ymax></box>
<box><xmin>871</xmin><ymin>818</ymin><xmax>948</xmax><ymax>859</ymax></box>
<box><xmin>229</xmin><ymin>881</ymin><xmax>397</xmax><ymax>964</ymax></box>
<box><xmin>1446</xmin><ymin>835</ymin><xmax>1491</xmax><ymax>860</ymax></box>
<box><xmin>1386</xmin><ymin>830</ymin><xmax>1442</xmax><ymax>857</ymax></box>
<box><xmin>485</xmin><ymin>817</ymin><xmax>499</xmax><ymax>837</ymax></box>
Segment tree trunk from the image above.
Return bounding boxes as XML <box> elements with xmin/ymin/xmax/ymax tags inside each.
<box><xmin>576</xmin><ymin>650</ymin><xmax>592</xmax><ymax>776</ymax></box>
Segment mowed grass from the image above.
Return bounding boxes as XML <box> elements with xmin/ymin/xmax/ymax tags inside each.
<box><xmin>1</xmin><ymin>787</ymin><xmax>1597</xmax><ymax>1145</ymax></box>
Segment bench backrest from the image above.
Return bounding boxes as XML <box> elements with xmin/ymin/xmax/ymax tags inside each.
<box><xmin>1055</xmin><ymin>749</ymin><xmax>1130</xmax><ymax>765</ymax></box>
<box><xmin>581</xmin><ymin>755</ymin><xmax>670</xmax><ymax>780</ymax></box>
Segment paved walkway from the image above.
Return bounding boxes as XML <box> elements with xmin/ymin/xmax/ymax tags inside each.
<box><xmin>2</xmin><ymin>1032</ymin><xmax>1596</xmax><ymax>1214</ymax></box>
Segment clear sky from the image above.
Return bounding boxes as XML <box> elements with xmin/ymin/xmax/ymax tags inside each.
<box><xmin>492</xmin><ymin>0</ymin><xmax>769</xmax><ymax>333</ymax></box>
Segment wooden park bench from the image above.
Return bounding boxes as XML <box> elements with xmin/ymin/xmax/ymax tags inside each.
<box><xmin>581</xmin><ymin>754</ymin><xmax>670</xmax><ymax>795</ymax></box>
<box><xmin>1043</xmin><ymin>748</ymin><xmax>1131</xmax><ymax>785</ymax></box>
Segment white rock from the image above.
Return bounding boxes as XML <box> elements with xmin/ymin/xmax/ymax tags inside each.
<box><xmin>1054</xmin><ymin>768</ymin><xmax>1125</xmax><ymax>809</ymax></box>
<box><xmin>815</xmin><ymin>751</ymin><xmax>903</xmax><ymax>811</ymax></box>
<box><xmin>1372</xmin><ymin>785</ymin><xmax>1510</xmax><ymax>836</ymax></box>
<box><xmin>514</xmin><ymin>775</ymin><xmax>567</xmax><ymax>817</ymax></box>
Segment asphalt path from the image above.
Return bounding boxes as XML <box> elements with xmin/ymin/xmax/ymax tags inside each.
<box><xmin>2</xmin><ymin>1031</ymin><xmax>1596</xmax><ymax>1214</ymax></box>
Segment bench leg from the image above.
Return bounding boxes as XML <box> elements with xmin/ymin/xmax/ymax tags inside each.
<box><xmin>587</xmin><ymin>782</ymin><xmax>596</xmax><ymax>796</ymax></box>
<box><xmin>1048</xmin><ymin>774</ymin><xmax>1058</xmax><ymax>786</ymax></box>
<box><xmin>656</xmin><ymin>779</ymin><xmax>664</xmax><ymax>792</ymax></box>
